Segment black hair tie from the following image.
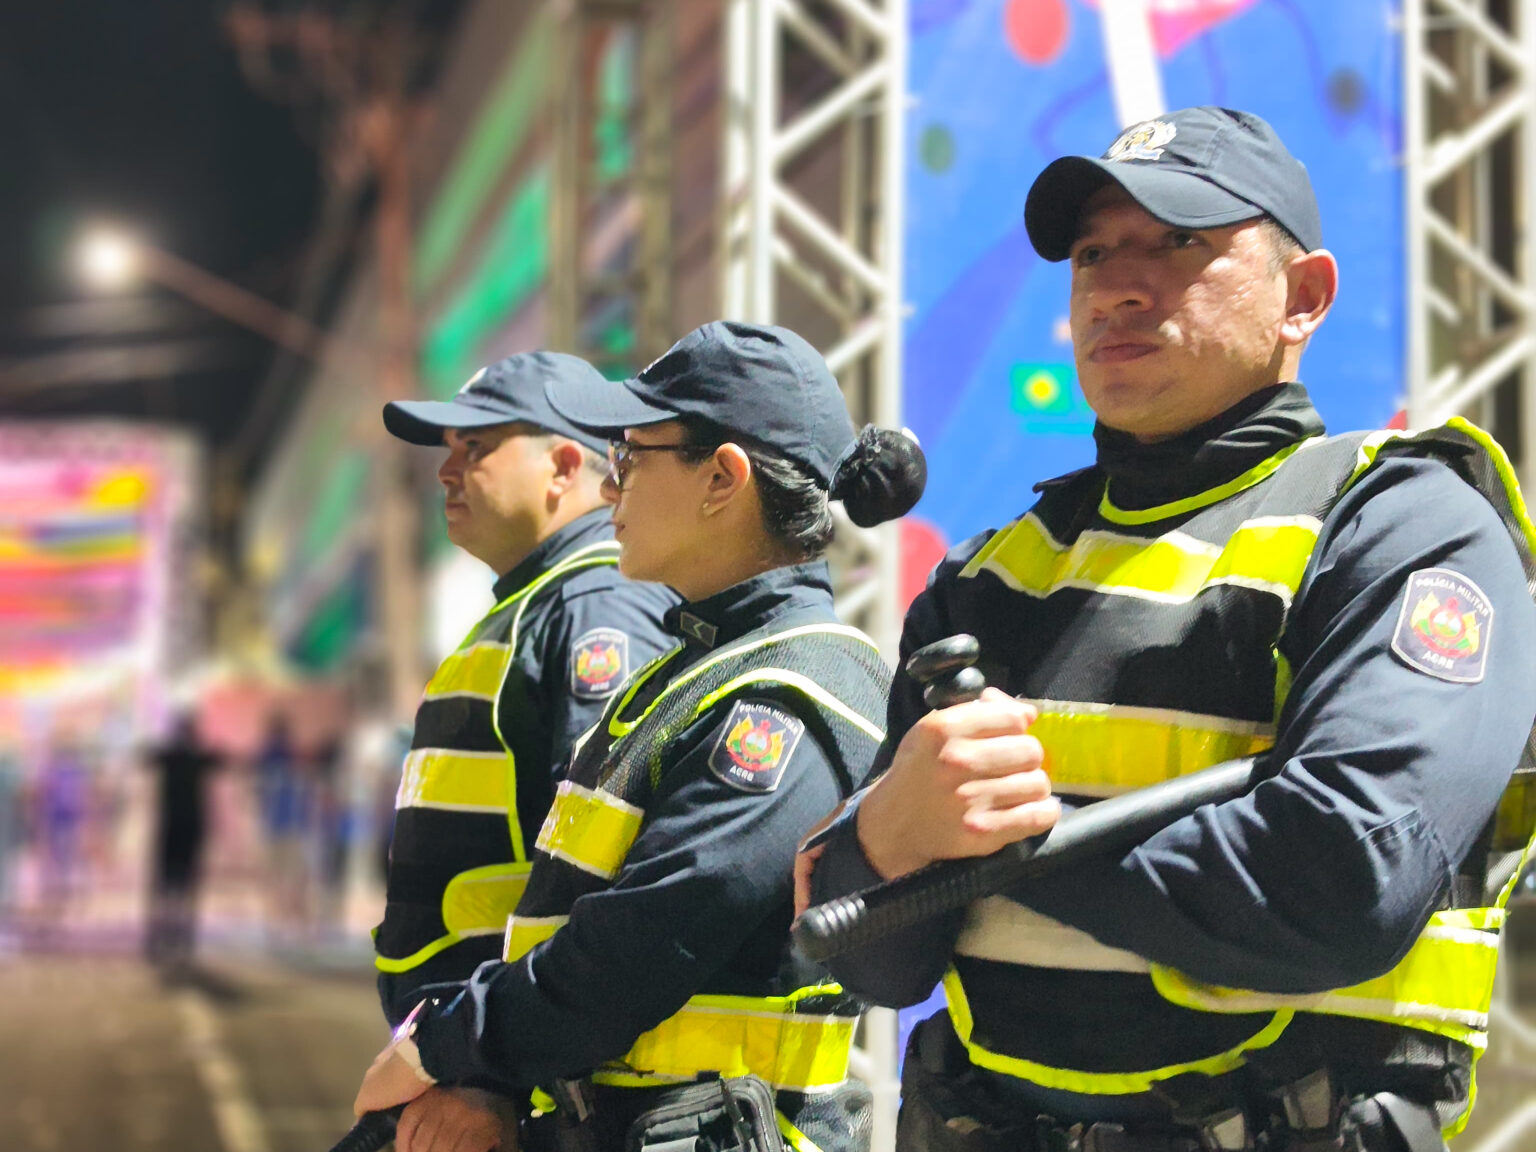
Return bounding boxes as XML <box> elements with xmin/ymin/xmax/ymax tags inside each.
<box><xmin>829</xmin><ymin>425</ymin><xmax>927</xmax><ymax>527</ymax></box>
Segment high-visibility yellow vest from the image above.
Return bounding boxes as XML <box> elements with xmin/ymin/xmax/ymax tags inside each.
<box><xmin>506</xmin><ymin>620</ymin><xmax>890</xmax><ymax>1095</ymax></box>
<box><xmin>375</xmin><ymin>541</ymin><xmax>621</xmax><ymax>974</ymax></box>
<box><xmin>944</xmin><ymin>419</ymin><xmax>1535</xmax><ymax>1138</ymax></box>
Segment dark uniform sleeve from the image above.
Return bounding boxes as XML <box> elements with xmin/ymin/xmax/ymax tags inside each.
<box><xmin>411</xmin><ymin>693</ymin><xmax>850</xmax><ymax>1089</ymax></box>
<box><xmin>1014</xmin><ymin>457</ymin><xmax>1536</xmax><ymax>992</ymax></box>
<box><xmin>811</xmin><ymin>532</ymin><xmax>994</xmax><ymax>1005</ymax></box>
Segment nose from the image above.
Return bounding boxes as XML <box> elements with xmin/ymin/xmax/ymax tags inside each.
<box><xmin>600</xmin><ymin>470</ymin><xmax>620</xmax><ymax>504</ymax></box>
<box><xmin>438</xmin><ymin>447</ymin><xmax>462</xmax><ymax>489</ymax></box>
<box><xmin>1084</xmin><ymin>251</ymin><xmax>1154</xmax><ymax>317</ymax></box>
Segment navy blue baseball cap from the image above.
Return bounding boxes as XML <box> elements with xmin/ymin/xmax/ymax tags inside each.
<box><xmin>543</xmin><ymin>321</ymin><xmax>857</xmax><ymax>488</ymax></box>
<box><xmin>383</xmin><ymin>351</ymin><xmax>610</xmax><ymax>454</ymax></box>
<box><xmin>1025</xmin><ymin>106</ymin><xmax>1323</xmax><ymax>262</ymax></box>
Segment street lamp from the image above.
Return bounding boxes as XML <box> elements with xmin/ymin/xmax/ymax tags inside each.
<box><xmin>72</xmin><ymin>225</ymin><xmax>368</xmax><ymax>368</ymax></box>
<box><xmin>77</xmin><ymin>228</ymin><xmax>141</xmax><ymax>291</ymax></box>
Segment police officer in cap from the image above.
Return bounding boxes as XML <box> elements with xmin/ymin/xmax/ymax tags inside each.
<box><xmin>353</xmin><ymin>321</ymin><xmax>926</xmax><ymax>1152</ymax></box>
<box><xmin>803</xmin><ymin>108</ymin><xmax>1536</xmax><ymax>1151</ymax></box>
<box><xmin>375</xmin><ymin>352</ymin><xmax>675</xmax><ymax>1029</ymax></box>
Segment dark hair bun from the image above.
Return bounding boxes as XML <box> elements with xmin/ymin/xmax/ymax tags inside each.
<box><xmin>829</xmin><ymin>425</ymin><xmax>927</xmax><ymax>527</ymax></box>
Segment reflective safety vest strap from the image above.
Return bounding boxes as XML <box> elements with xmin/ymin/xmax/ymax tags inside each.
<box><xmin>1025</xmin><ymin>703</ymin><xmax>1273</xmax><ymax>796</ymax></box>
<box><xmin>503</xmin><ymin>914</ymin><xmax>567</xmax><ymax>962</ymax></box>
<box><xmin>534</xmin><ymin>780</ymin><xmax>644</xmax><ymax>880</ymax></box>
<box><xmin>375</xmin><ymin>863</ymin><xmax>533</xmax><ymax>972</ymax></box>
<box><xmin>589</xmin><ymin>986</ymin><xmax>857</xmax><ymax>1093</ymax></box>
<box><xmin>1148</xmin><ymin>908</ymin><xmax>1501</xmax><ymax>1049</ymax></box>
<box><xmin>942</xmin><ymin>968</ymin><xmax>1294</xmax><ymax>1095</ymax></box>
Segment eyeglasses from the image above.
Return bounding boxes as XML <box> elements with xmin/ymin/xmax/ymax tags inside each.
<box><xmin>606</xmin><ymin>439</ymin><xmax>705</xmax><ymax>490</ymax></box>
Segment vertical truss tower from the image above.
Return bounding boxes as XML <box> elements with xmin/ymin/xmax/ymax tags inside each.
<box><xmin>1405</xmin><ymin>0</ymin><xmax>1534</xmax><ymax>486</ymax></box>
<box><xmin>721</xmin><ymin>3</ymin><xmax>908</xmax><ymax>1149</ymax></box>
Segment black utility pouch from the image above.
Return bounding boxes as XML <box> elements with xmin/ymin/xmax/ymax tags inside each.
<box><xmin>896</xmin><ymin>1015</ymin><xmax>1034</xmax><ymax>1152</ymax></box>
<box><xmin>624</xmin><ymin>1075</ymin><xmax>786</xmax><ymax>1152</ymax></box>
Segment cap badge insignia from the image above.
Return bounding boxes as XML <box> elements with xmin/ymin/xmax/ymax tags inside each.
<box><xmin>1105</xmin><ymin>119</ymin><xmax>1176</xmax><ymax>163</ymax></box>
<box><xmin>708</xmin><ymin>700</ymin><xmax>805</xmax><ymax>793</ymax></box>
<box><xmin>1391</xmin><ymin>568</ymin><xmax>1493</xmax><ymax>683</ymax></box>
<box><xmin>457</xmin><ymin>366</ymin><xmax>488</xmax><ymax>395</ymax></box>
<box><xmin>571</xmin><ymin>627</ymin><xmax>630</xmax><ymax>699</ymax></box>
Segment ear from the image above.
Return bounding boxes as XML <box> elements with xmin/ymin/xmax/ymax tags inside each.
<box><xmin>703</xmin><ymin>443</ymin><xmax>752</xmax><ymax>513</ymax></box>
<box><xmin>1280</xmin><ymin>248</ymin><xmax>1338</xmax><ymax>348</ymax></box>
<box><xmin>546</xmin><ymin>439</ymin><xmax>588</xmax><ymax>497</ymax></box>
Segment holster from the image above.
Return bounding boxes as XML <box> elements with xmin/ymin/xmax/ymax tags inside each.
<box><xmin>523</xmin><ymin>1078</ymin><xmax>602</xmax><ymax>1152</ymax></box>
<box><xmin>623</xmin><ymin>1076</ymin><xmax>786</xmax><ymax>1152</ymax></box>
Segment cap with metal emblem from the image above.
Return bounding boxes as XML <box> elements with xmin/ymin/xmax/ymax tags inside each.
<box><xmin>383</xmin><ymin>351</ymin><xmax>611</xmax><ymax>454</ymax></box>
<box><xmin>1024</xmin><ymin>106</ymin><xmax>1323</xmax><ymax>263</ymax></box>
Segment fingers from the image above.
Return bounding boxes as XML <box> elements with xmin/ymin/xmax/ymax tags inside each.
<box><xmin>962</xmin><ymin>796</ymin><xmax>1061</xmax><ymax>839</ymax></box>
<box><xmin>792</xmin><ymin>843</ymin><xmax>825</xmax><ymax>919</ymax></box>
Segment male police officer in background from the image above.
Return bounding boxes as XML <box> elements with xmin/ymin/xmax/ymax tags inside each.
<box><xmin>375</xmin><ymin>351</ymin><xmax>675</xmax><ymax>1028</ymax></box>
<box><xmin>804</xmin><ymin>107</ymin><xmax>1536</xmax><ymax>1151</ymax></box>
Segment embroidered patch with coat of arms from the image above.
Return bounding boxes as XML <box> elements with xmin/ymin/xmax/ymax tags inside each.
<box><xmin>708</xmin><ymin>699</ymin><xmax>806</xmax><ymax>793</ymax></box>
<box><xmin>1390</xmin><ymin>567</ymin><xmax>1493</xmax><ymax>684</ymax></box>
<box><xmin>570</xmin><ymin>627</ymin><xmax>629</xmax><ymax>699</ymax></box>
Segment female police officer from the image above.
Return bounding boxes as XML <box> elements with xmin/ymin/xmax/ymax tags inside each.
<box><xmin>352</xmin><ymin>321</ymin><xmax>925</xmax><ymax>1152</ymax></box>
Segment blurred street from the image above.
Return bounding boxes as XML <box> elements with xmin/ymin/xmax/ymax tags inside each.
<box><xmin>0</xmin><ymin>950</ymin><xmax>385</xmax><ymax>1152</ymax></box>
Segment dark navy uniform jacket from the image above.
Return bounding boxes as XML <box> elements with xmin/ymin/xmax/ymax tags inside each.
<box><xmin>378</xmin><ymin>508</ymin><xmax>676</xmax><ymax>1018</ymax></box>
<box><xmin>411</xmin><ymin>562</ymin><xmax>863</xmax><ymax>1090</ymax></box>
<box><xmin>812</xmin><ymin>388</ymin><xmax>1536</xmax><ymax>1008</ymax></box>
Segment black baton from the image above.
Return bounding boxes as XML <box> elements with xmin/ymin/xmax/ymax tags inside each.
<box><xmin>793</xmin><ymin>635</ymin><xmax>1258</xmax><ymax>961</ymax></box>
<box><xmin>327</xmin><ymin>1106</ymin><xmax>402</xmax><ymax>1152</ymax></box>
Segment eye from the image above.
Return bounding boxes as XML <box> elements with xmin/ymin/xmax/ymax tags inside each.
<box><xmin>1072</xmin><ymin>244</ymin><xmax>1104</xmax><ymax>268</ymax></box>
<box><xmin>1166</xmin><ymin>230</ymin><xmax>1199</xmax><ymax>249</ymax></box>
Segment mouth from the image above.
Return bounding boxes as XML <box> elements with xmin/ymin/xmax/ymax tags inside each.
<box><xmin>1091</xmin><ymin>338</ymin><xmax>1160</xmax><ymax>364</ymax></box>
<box><xmin>444</xmin><ymin>498</ymin><xmax>467</xmax><ymax>518</ymax></box>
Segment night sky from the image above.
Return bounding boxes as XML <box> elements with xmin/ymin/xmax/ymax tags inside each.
<box><xmin>0</xmin><ymin>1</ymin><xmax>325</xmax><ymax>454</ymax></box>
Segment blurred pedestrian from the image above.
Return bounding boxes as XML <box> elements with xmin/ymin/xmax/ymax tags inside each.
<box><xmin>143</xmin><ymin>711</ymin><xmax>221</xmax><ymax>971</ymax></box>
<box><xmin>254</xmin><ymin>712</ymin><xmax>310</xmax><ymax>941</ymax></box>
<box><xmin>0</xmin><ymin>740</ymin><xmax>23</xmax><ymax>929</ymax></box>
<box><xmin>36</xmin><ymin>728</ymin><xmax>91</xmax><ymax>931</ymax></box>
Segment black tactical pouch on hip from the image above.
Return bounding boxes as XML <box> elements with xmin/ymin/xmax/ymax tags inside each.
<box><xmin>896</xmin><ymin>1013</ymin><xmax>1035</xmax><ymax>1152</ymax></box>
<box><xmin>624</xmin><ymin>1076</ymin><xmax>786</xmax><ymax>1152</ymax></box>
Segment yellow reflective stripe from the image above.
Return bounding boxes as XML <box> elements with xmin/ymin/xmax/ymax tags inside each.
<box><xmin>397</xmin><ymin>749</ymin><xmax>510</xmax><ymax>812</ymax></box>
<box><xmin>425</xmin><ymin>642</ymin><xmax>510</xmax><ymax>700</ymax></box>
<box><xmin>1025</xmin><ymin>701</ymin><xmax>1274</xmax><ymax>796</ymax></box>
<box><xmin>1100</xmin><ymin>438</ymin><xmax>1319</xmax><ymax>525</ymax></box>
<box><xmin>1446</xmin><ymin>416</ymin><xmax>1536</xmax><ymax>559</ymax></box>
<box><xmin>960</xmin><ymin>516</ymin><xmax>1320</xmax><ymax>607</ymax></box>
<box><xmin>694</xmin><ymin>669</ymin><xmax>886</xmax><ymax>744</ymax></box>
<box><xmin>376</xmin><ymin>932</ymin><xmax>462</xmax><ymax>973</ymax></box>
<box><xmin>441</xmin><ymin>863</ymin><xmax>531</xmax><ymax>936</ymax></box>
<box><xmin>1148</xmin><ymin>908</ymin><xmax>1502</xmax><ymax>1047</ymax></box>
<box><xmin>503</xmin><ymin>915</ymin><xmax>567</xmax><ymax>961</ymax></box>
<box><xmin>776</xmin><ymin>1112</ymin><xmax>826</xmax><ymax>1152</ymax></box>
<box><xmin>535</xmin><ymin>779</ymin><xmax>644</xmax><ymax>879</ymax></box>
<box><xmin>944</xmin><ymin>968</ymin><xmax>1292</xmax><ymax>1093</ymax></box>
<box><xmin>1272</xmin><ymin>649</ymin><xmax>1293</xmax><ymax>721</ymax></box>
<box><xmin>608</xmin><ymin>624</ymin><xmax>879</xmax><ymax>740</ymax></box>
<box><xmin>592</xmin><ymin>987</ymin><xmax>855</xmax><ymax>1092</ymax></box>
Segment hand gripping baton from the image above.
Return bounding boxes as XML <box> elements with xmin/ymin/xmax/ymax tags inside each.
<box><xmin>793</xmin><ymin>635</ymin><xmax>1258</xmax><ymax>962</ymax></box>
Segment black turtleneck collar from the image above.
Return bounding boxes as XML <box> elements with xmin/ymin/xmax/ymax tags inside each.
<box><xmin>665</xmin><ymin>561</ymin><xmax>835</xmax><ymax>652</ymax></box>
<box><xmin>492</xmin><ymin>507</ymin><xmax>615</xmax><ymax>602</ymax></box>
<box><xmin>1089</xmin><ymin>382</ymin><xmax>1325</xmax><ymax>511</ymax></box>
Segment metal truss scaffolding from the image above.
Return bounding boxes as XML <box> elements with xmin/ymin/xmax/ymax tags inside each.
<box><xmin>722</xmin><ymin>2</ymin><xmax>908</xmax><ymax>1149</ymax></box>
<box><xmin>1405</xmin><ymin>0</ymin><xmax>1535</xmax><ymax>486</ymax></box>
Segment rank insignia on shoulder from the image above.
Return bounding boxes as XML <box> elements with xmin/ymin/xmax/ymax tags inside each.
<box><xmin>708</xmin><ymin>699</ymin><xmax>805</xmax><ymax>793</ymax></box>
<box><xmin>1390</xmin><ymin>567</ymin><xmax>1493</xmax><ymax>684</ymax></box>
<box><xmin>571</xmin><ymin>627</ymin><xmax>630</xmax><ymax>699</ymax></box>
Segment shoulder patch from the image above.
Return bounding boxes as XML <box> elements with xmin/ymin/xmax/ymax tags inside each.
<box><xmin>708</xmin><ymin>699</ymin><xmax>806</xmax><ymax>793</ymax></box>
<box><xmin>571</xmin><ymin>627</ymin><xmax>630</xmax><ymax>699</ymax></box>
<box><xmin>1390</xmin><ymin>567</ymin><xmax>1493</xmax><ymax>684</ymax></box>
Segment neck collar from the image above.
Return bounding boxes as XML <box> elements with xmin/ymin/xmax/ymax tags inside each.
<box><xmin>492</xmin><ymin>507</ymin><xmax>614</xmax><ymax>601</ymax></box>
<box><xmin>665</xmin><ymin>561</ymin><xmax>835</xmax><ymax>652</ymax></box>
<box><xmin>1090</xmin><ymin>383</ymin><xmax>1325</xmax><ymax>511</ymax></box>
